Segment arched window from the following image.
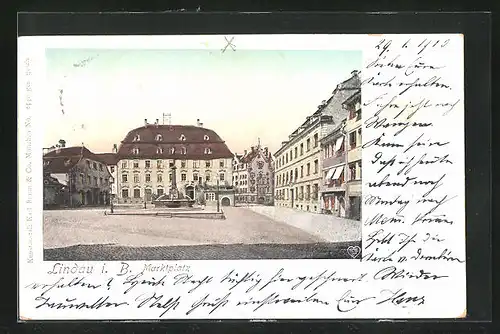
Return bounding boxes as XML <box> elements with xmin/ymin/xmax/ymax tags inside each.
<box><xmin>179</xmin><ymin>134</ymin><xmax>186</xmax><ymax>141</ymax></box>
<box><xmin>204</xmin><ymin>135</ymin><xmax>210</xmax><ymax>141</ymax></box>
<box><xmin>133</xmin><ymin>134</ymin><xmax>140</xmax><ymax>142</ymax></box>
<box><xmin>155</xmin><ymin>134</ymin><xmax>163</xmax><ymax>141</ymax></box>
<box><xmin>157</xmin><ymin>147</ymin><xmax>163</xmax><ymax>154</ymax></box>
<box><xmin>132</xmin><ymin>148</ymin><xmax>139</xmax><ymax>155</ymax></box>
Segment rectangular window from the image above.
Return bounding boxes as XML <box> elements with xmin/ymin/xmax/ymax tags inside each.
<box><xmin>122</xmin><ymin>189</ymin><xmax>129</xmax><ymax>198</ymax></box>
<box><xmin>169</xmin><ymin>160</ymin><xmax>175</xmax><ymax>167</ymax></box>
<box><xmin>349</xmin><ymin>131</ymin><xmax>357</xmax><ymax>149</ymax></box>
<box><xmin>87</xmin><ymin>175</ymin><xmax>91</xmax><ymax>184</ymax></box>
<box><xmin>134</xmin><ymin>174</ymin><xmax>140</xmax><ymax>183</ymax></box>
<box><xmin>133</xmin><ymin>189</ymin><xmax>141</xmax><ymax>198</ymax></box>
<box><xmin>193</xmin><ymin>173</ymin><xmax>198</xmax><ymax>181</ymax></box>
<box><xmin>145</xmin><ymin>174</ymin><xmax>151</xmax><ymax>182</ymax></box>
<box><xmin>181</xmin><ymin>160</ymin><xmax>186</xmax><ymax>168</ymax></box>
<box><xmin>86</xmin><ymin>160</ymin><xmax>91</xmax><ymax>167</ymax></box>
<box><xmin>122</xmin><ymin>174</ymin><xmax>128</xmax><ymax>182</ymax></box>
<box><xmin>80</xmin><ymin>174</ymin><xmax>84</xmax><ymax>184</ymax></box>
<box><xmin>206</xmin><ymin>174</ymin><xmax>211</xmax><ymax>181</ymax></box>
<box><xmin>220</xmin><ymin>173</ymin><xmax>225</xmax><ymax>181</ymax></box>
<box><xmin>300</xmin><ymin>166</ymin><xmax>304</xmax><ymax>177</ymax></box>
<box><xmin>157</xmin><ymin>188</ymin><xmax>164</xmax><ymax>196</ymax></box>
<box><xmin>358</xmin><ymin>161</ymin><xmax>362</xmax><ymax>179</ymax></box>
<box><xmin>205</xmin><ymin>193</ymin><xmax>215</xmax><ymax>201</ymax></box>
<box><xmin>169</xmin><ymin>173</ymin><xmax>172</xmax><ymax>182</ymax></box>
<box><xmin>157</xmin><ymin>160</ymin><xmax>163</xmax><ymax>168</ymax></box>
<box><xmin>193</xmin><ymin>160</ymin><xmax>199</xmax><ymax>168</ymax></box>
<box><xmin>313</xmin><ymin>184</ymin><xmax>318</xmax><ymax>200</ymax></box>
<box><xmin>307</xmin><ymin>163</ymin><xmax>311</xmax><ymax>175</ymax></box>
<box><xmin>157</xmin><ymin>174</ymin><xmax>163</xmax><ymax>183</ymax></box>
<box><xmin>314</xmin><ymin>160</ymin><xmax>318</xmax><ymax>174</ymax></box>
<box><xmin>145</xmin><ymin>160</ymin><xmax>151</xmax><ymax>168</ymax></box>
<box><xmin>349</xmin><ymin>163</ymin><xmax>357</xmax><ymax>180</ymax></box>
<box><xmin>300</xmin><ymin>143</ymin><xmax>304</xmax><ymax>155</ymax></box>
<box><xmin>306</xmin><ymin>138</ymin><xmax>311</xmax><ymax>151</ymax></box>
<box><xmin>294</xmin><ymin>147</ymin><xmax>298</xmax><ymax>158</ymax></box>
<box><xmin>205</xmin><ymin>160</ymin><xmax>211</xmax><ymax>168</ymax></box>
<box><xmin>181</xmin><ymin>173</ymin><xmax>187</xmax><ymax>181</ymax></box>
<box><xmin>219</xmin><ymin>160</ymin><xmax>225</xmax><ymax>168</ymax></box>
<box><xmin>110</xmin><ymin>166</ymin><xmax>115</xmax><ymax>173</ymax></box>
<box><xmin>93</xmin><ymin>162</ymin><xmax>97</xmax><ymax>170</ymax></box>
<box><xmin>99</xmin><ymin>164</ymin><xmax>103</xmax><ymax>171</ymax></box>
<box><xmin>289</xmin><ymin>150</ymin><xmax>293</xmax><ymax>161</ymax></box>
<box><xmin>122</xmin><ymin>161</ymin><xmax>127</xmax><ymax>169</ymax></box>
<box><xmin>133</xmin><ymin>161</ymin><xmax>139</xmax><ymax>168</ymax></box>
<box><xmin>314</xmin><ymin>133</ymin><xmax>319</xmax><ymax>148</ymax></box>
<box><xmin>306</xmin><ymin>185</ymin><xmax>310</xmax><ymax>200</ymax></box>
<box><xmin>99</xmin><ymin>177</ymin><xmax>103</xmax><ymax>185</ymax></box>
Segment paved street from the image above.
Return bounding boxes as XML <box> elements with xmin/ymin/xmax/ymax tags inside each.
<box><xmin>43</xmin><ymin>206</ymin><xmax>361</xmax><ymax>260</ymax></box>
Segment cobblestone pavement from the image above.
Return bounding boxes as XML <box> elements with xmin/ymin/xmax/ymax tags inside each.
<box><xmin>44</xmin><ymin>241</ymin><xmax>361</xmax><ymax>260</ymax></box>
<box><xmin>43</xmin><ymin>206</ymin><xmax>361</xmax><ymax>260</ymax></box>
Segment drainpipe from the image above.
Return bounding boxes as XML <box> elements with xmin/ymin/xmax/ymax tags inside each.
<box><xmin>342</xmin><ymin>121</ymin><xmax>350</xmax><ymax>219</ymax></box>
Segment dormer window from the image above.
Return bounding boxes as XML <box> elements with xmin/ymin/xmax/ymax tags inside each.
<box><xmin>204</xmin><ymin>135</ymin><xmax>210</xmax><ymax>141</ymax></box>
<box><xmin>43</xmin><ymin>160</ymin><xmax>50</xmax><ymax>166</ymax></box>
<box><xmin>204</xmin><ymin>147</ymin><xmax>212</xmax><ymax>154</ymax></box>
<box><xmin>157</xmin><ymin>147</ymin><xmax>163</xmax><ymax>154</ymax></box>
<box><xmin>181</xmin><ymin>147</ymin><xmax>187</xmax><ymax>155</ymax></box>
<box><xmin>64</xmin><ymin>159</ymin><xmax>71</xmax><ymax>166</ymax></box>
<box><xmin>133</xmin><ymin>134</ymin><xmax>140</xmax><ymax>142</ymax></box>
<box><xmin>179</xmin><ymin>134</ymin><xmax>186</xmax><ymax>141</ymax></box>
<box><xmin>170</xmin><ymin>147</ymin><xmax>175</xmax><ymax>155</ymax></box>
<box><xmin>132</xmin><ymin>148</ymin><xmax>139</xmax><ymax>155</ymax></box>
<box><xmin>155</xmin><ymin>134</ymin><xmax>163</xmax><ymax>141</ymax></box>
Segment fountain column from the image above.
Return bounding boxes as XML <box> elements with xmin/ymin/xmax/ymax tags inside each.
<box><xmin>170</xmin><ymin>164</ymin><xmax>178</xmax><ymax>199</ymax></box>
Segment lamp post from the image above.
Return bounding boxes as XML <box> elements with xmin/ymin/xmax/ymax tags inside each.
<box><xmin>216</xmin><ymin>179</ymin><xmax>220</xmax><ymax>212</ymax></box>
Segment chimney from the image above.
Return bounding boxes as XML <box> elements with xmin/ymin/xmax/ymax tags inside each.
<box><xmin>155</xmin><ymin>119</ymin><xmax>159</xmax><ymax>126</ymax></box>
<box><xmin>199</xmin><ymin>122</ymin><xmax>203</xmax><ymax>127</ymax></box>
<box><xmin>196</xmin><ymin>119</ymin><xmax>200</xmax><ymax>126</ymax></box>
<box><xmin>351</xmin><ymin>70</ymin><xmax>359</xmax><ymax>77</ymax></box>
<box><xmin>112</xmin><ymin>144</ymin><xmax>118</xmax><ymax>153</ymax></box>
<box><xmin>244</xmin><ymin>149</ymin><xmax>247</xmax><ymax>155</ymax></box>
<box><xmin>144</xmin><ymin>118</ymin><xmax>148</xmax><ymax>126</ymax></box>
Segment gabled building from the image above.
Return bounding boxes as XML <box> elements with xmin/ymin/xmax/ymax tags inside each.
<box><xmin>233</xmin><ymin>143</ymin><xmax>274</xmax><ymax>205</ymax></box>
<box><xmin>273</xmin><ymin>70</ymin><xmax>361</xmax><ymax>213</ymax></box>
<box><xmin>43</xmin><ymin>146</ymin><xmax>113</xmax><ymax>206</ymax></box>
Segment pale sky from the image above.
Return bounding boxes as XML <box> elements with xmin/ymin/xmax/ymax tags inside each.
<box><xmin>44</xmin><ymin>48</ymin><xmax>361</xmax><ymax>155</ymax></box>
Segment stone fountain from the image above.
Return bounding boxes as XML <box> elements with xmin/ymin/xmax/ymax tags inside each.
<box><xmin>152</xmin><ymin>164</ymin><xmax>195</xmax><ymax>208</ymax></box>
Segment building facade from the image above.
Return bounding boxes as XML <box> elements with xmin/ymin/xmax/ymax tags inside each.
<box><xmin>343</xmin><ymin>90</ymin><xmax>362</xmax><ymax>220</ymax></box>
<box><xmin>43</xmin><ymin>146</ymin><xmax>113</xmax><ymax>207</ymax></box>
<box><xmin>232</xmin><ymin>144</ymin><xmax>274</xmax><ymax>205</ymax></box>
<box><xmin>320</xmin><ymin>121</ymin><xmax>348</xmax><ymax>217</ymax></box>
<box><xmin>273</xmin><ymin>70</ymin><xmax>361</xmax><ymax>213</ymax></box>
<box><xmin>111</xmin><ymin>119</ymin><xmax>235</xmax><ymax>206</ymax></box>
<box><xmin>96</xmin><ymin>146</ymin><xmax>119</xmax><ymax>199</ymax></box>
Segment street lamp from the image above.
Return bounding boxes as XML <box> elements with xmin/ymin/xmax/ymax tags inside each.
<box><xmin>216</xmin><ymin>179</ymin><xmax>220</xmax><ymax>212</ymax></box>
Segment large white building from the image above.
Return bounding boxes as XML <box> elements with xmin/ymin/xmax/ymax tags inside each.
<box><xmin>274</xmin><ymin>70</ymin><xmax>361</xmax><ymax>213</ymax></box>
<box><xmin>100</xmin><ymin>119</ymin><xmax>235</xmax><ymax>206</ymax></box>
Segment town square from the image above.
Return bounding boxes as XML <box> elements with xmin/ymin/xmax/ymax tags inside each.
<box><xmin>42</xmin><ymin>48</ymin><xmax>363</xmax><ymax>260</ymax></box>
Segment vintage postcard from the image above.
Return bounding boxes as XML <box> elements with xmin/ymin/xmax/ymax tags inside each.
<box><xmin>18</xmin><ymin>34</ymin><xmax>466</xmax><ymax>320</ymax></box>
